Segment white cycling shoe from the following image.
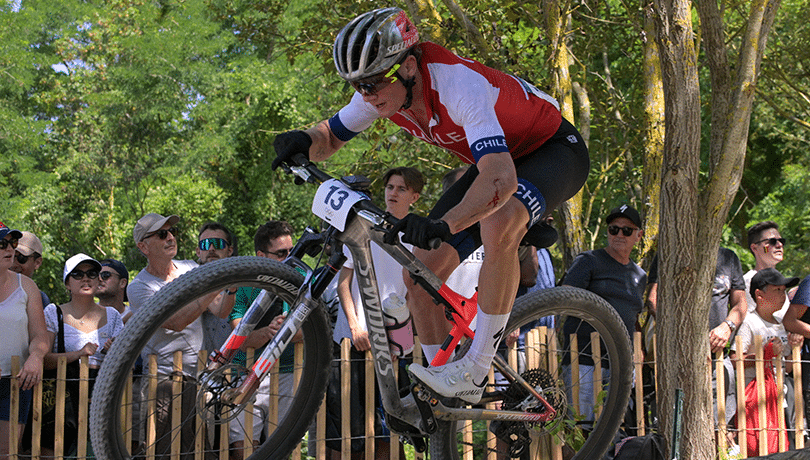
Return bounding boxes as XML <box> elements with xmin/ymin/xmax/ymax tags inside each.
<box><xmin>408</xmin><ymin>360</ymin><xmax>487</xmax><ymax>404</ymax></box>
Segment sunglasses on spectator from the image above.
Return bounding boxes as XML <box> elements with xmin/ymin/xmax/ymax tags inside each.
<box><xmin>199</xmin><ymin>238</ymin><xmax>230</xmax><ymax>251</ymax></box>
<box><xmin>69</xmin><ymin>269</ymin><xmax>99</xmax><ymax>280</ymax></box>
<box><xmin>755</xmin><ymin>237</ymin><xmax>786</xmax><ymax>246</ymax></box>
<box><xmin>350</xmin><ymin>64</ymin><xmax>401</xmax><ymax>96</ymax></box>
<box><xmin>144</xmin><ymin>227</ymin><xmax>178</xmax><ymax>241</ymax></box>
<box><xmin>99</xmin><ymin>271</ymin><xmax>119</xmax><ymax>281</ymax></box>
<box><xmin>0</xmin><ymin>238</ymin><xmax>18</xmax><ymax>250</ymax></box>
<box><xmin>608</xmin><ymin>225</ymin><xmax>637</xmax><ymax>237</ymax></box>
<box><xmin>266</xmin><ymin>248</ymin><xmax>292</xmax><ymax>259</ymax></box>
<box><xmin>15</xmin><ymin>253</ymin><xmax>32</xmax><ymax>264</ymax></box>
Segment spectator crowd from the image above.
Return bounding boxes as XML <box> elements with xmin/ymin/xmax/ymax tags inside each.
<box><xmin>1</xmin><ymin>178</ymin><xmax>808</xmax><ymax>459</ymax></box>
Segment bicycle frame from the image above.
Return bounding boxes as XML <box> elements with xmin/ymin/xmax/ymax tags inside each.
<box><xmin>207</xmin><ymin>165</ymin><xmax>557</xmax><ymax>430</ymax></box>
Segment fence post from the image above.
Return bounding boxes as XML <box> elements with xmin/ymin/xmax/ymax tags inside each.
<box><xmin>716</xmin><ymin>349</ymin><xmax>727</xmax><ymax>452</ymax></box>
<box><xmin>365</xmin><ymin>349</ymin><xmax>374</xmax><ymax>460</ymax></box>
<box><xmin>591</xmin><ymin>331</ymin><xmax>602</xmax><ymax>420</ymax></box>
<box><xmin>793</xmin><ymin>345</ymin><xmax>804</xmax><ymax>449</ymax></box>
<box><xmin>775</xmin><ymin>345</ymin><xmax>786</xmax><ymax>452</ymax></box>
<box><xmin>55</xmin><ymin>355</ymin><xmax>67</xmax><ymax>458</ymax></box>
<box><xmin>340</xmin><ymin>339</ymin><xmax>351</xmax><ymax>458</ymax></box>
<box><xmin>735</xmin><ymin>335</ymin><xmax>747</xmax><ymax>455</ymax></box>
<box><xmin>634</xmin><ymin>331</ymin><xmax>645</xmax><ymax>436</ymax></box>
<box><xmin>10</xmin><ymin>356</ymin><xmax>20</xmax><ymax>460</ymax></box>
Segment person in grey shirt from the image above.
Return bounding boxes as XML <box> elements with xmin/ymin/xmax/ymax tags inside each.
<box><xmin>127</xmin><ymin>213</ymin><xmax>234</xmax><ymax>459</ymax></box>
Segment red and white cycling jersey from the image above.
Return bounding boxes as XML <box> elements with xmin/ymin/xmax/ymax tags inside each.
<box><xmin>328</xmin><ymin>42</ymin><xmax>563</xmax><ymax>164</ymax></box>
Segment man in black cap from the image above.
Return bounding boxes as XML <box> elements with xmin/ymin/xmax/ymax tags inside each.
<box><xmin>561</xmin><ymin>204</ymin><xmax>647</xmax><ymax>421</ymax></box>
<box><xmin>96</xmin><ymin>258</ymin><xmax>129</xmax><ymax>318</ymax></box>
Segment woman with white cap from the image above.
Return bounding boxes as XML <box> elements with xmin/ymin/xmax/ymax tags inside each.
<box><xmin>45</xmin><ymin>253</ymin><xmax>125</xmax><ymax>374</ymax></box>
<box><xmin>40</xmin><ymin>253</ymin><xmax>124</xmax><ymax>455</ymax></box>
<box><xmin>0</xmin><ymin>222</ymin><xmax>50</xmax><ymax>458</ymax></box>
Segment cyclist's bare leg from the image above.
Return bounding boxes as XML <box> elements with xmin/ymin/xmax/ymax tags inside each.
<box><xmin>405</xmin><ymin>243</ymin><xmax>459</xmax><ymax>360</ymax></box>
<box><xmin>409</xmin><ymin>197</ymin><xmax>529</xmax><ymax>402</ymax></box>
<box><xmin>476</xmin><ymin>197</ymin><xmax>529</xmax><ymax>316</ymax></box>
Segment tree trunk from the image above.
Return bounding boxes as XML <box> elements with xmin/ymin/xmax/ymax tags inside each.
<box><xmin>641</xmin><ymin>5</ymin><xmax>665</xmax><ymax>262</ymax></box>
<box><xmin>651</xmin><ymin>0</ymin><xmax>782</xmax><ymax>457</ymax></box>
<box><xmin>542</xmin><ymin>0</ymin><xmax>586</xmax><ymax>269</ymax></box>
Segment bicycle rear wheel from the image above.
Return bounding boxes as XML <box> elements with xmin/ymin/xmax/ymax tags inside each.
<box><xmin>428</xmin><ymin>285</ymin><xmax>632</xmax><ymax>459</ymax></box>
<box><xmin>90</xmin><ymin>256</ymin><xmax>333</xmax><ymax>460</ymax></box>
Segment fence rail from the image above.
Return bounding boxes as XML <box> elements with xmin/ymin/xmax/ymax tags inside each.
<box><xmin>4</xmin><ymin>331</ymin><xmax>804</xmax><ymax>459</ymax></box>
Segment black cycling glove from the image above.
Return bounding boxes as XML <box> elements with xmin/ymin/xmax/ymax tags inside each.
<box><xmin>385</xmin><ymin>214</ymin><xmax>452</xmax><ymax>250</ymax></box>
<box><xmin>272</xmin><ymin>130</ymin><xmax>312</xmax><ymax>170</ymax></box>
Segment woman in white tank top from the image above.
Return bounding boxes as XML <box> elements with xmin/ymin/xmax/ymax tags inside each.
<box><xmin>0</xmin><ymin>223</ymin><xmax>50</xmax><ymax>457</ymax></box>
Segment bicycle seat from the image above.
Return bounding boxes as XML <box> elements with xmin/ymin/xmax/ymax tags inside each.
<box><xmin>521</xmin><ymin>221</ymin><xmax>558</xmax><ymax>249</ymax></box>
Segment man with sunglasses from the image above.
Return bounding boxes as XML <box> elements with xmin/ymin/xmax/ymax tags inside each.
<box><xmin>226</xmin><ymin>220</ymin><xmax>296</xmax><ymax>460</ymax></box>
<box><xmin>272</xmin><ymin>6</ymin><xmax>589</xmax><ymax>404</ymax></box>
<box><xmin>96</xmin><ymin>258</ymin><xmax>129</xmax><ymax>317</ymax></box>
<box><xmin>744</xmin><ymin>221</ymin><xmax>792</xmax><ymax>321</ymax></box>
<box><xmin>196</xmin><ymin>221</ymin><xmax>238</xmax><ymax>356</ymax></box>
<box><xmin>560</xmin><ymin>204</ymin><xmax>646</xmax><ymax>421</ymax></box>
<box><xmin>127</xmin><ymin>213</ymin><xmax>234</xmax><ymax>457</ymax></box>
<box><xmin>9</xmin><ymin>231</ymin><xmax>51</xmax><ymax>309</ymax></box>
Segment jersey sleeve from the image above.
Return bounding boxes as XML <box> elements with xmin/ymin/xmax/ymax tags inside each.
<box><xmin>430</xmin><ymin>64</ymin><xmax>507</xmax><ymax>162</ymax></box>
<box><xmin>328</xmin><ymin>92</ymin><xmax>381</xmax><ymax>142</ymax></box>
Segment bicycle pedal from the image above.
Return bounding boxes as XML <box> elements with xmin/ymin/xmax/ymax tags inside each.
<box><xmin>409</xmin><ymin>382</ymin><xmax>438</xmax><ymax>434</ymax></box>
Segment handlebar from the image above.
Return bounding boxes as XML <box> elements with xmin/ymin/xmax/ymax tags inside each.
<box><xmin>283</xmin><ymin>153</ymin><xmax>443</xmax><ymax>250</ymax></box>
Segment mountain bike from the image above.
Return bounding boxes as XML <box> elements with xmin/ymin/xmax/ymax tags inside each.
<box><xmin>90</xmin><ymin>156</ymin><xmax>632</xmax><ymax>460</ymax></box>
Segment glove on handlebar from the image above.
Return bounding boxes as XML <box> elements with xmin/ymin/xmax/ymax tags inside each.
<box><xmin>385</xmin><ymin>214</ymin><xmax>452</xmax><ymax>250</ymax></box>
<box><xmin>272</xmin><ymin>130</ymin><xmax>312</xmax><ymax>170</ymax></box>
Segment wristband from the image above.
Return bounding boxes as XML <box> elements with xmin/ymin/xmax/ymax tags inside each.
<box><xmin>724</xmin><ymin>319</ymin><xmax>737</xmax><ymax>332</ymax></box>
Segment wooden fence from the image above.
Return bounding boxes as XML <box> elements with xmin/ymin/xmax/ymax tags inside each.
<box><xmin>3</xmin><ymin>331</ymin><xmax>806</xmax><ymax>459</ymax></box>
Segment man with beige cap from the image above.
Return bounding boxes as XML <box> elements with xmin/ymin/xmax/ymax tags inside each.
<box><xmin>10</xmin><ymin>231</ymin><xmax>51</xmax><ymax>307</ymax></box>
<box><xmin>126</xmin><ymin>213</ymin><xmax>233</xmax><ymax>458</ymax></box>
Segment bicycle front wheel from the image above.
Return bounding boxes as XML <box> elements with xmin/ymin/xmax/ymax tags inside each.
<box><xmin>90</xmin><ymin>256</ymin><xmax>333</xmax><ymax>460</ymax></box>
<box><xmin>429</xmin><ymin>285</ymin><xmax>633</xmax><ymax>459</ymax></box>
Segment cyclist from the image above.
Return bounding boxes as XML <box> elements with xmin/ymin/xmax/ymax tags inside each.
<box><xmin>272</xmin><ymin>7</ymin><xmax>589</xmax><ymax>404</ymax></box>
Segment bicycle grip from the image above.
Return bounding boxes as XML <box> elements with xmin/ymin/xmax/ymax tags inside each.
<box><xmin>291</xmin><ymin>153</ymin><xmax>309</xmax><ymax>166</ymax></box>
<box><xmin>428</xmin><ymin>237</ymin><xmax>443</xmax><ymax>250</ymax></box>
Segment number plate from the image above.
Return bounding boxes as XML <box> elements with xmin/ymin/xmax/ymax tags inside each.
<box><xmin>311</xmin><ymin>179</ymin><xmax>369</xmax><ymax>231</ymax></box>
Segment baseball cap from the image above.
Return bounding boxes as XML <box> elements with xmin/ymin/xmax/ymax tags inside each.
<box><xmin>0</xmin><ymin>222</ymin><xmax>22</xmax><ymax>240</ymax></box>
<box><xmin>606</xmin><ymin>204</ymin><xmax>642</xmax><ymax>228</ymax></box>
<box><xmin>63</xmin><ymin>253</ymin><xmax>103</xmax><ymax>283</ymax></box>
<box><xmin>133</xmin><ymin>213</ymin><xmax>180</xmax><ymax>244</ymax></box>
<box><xmin>749</xmin><ymin>267</ymin><xmax>800</xmax><ymax>299</ymax></box>
<box><xmin>17</xmin><ymin>231</ymin><xmax>43</xmax><ymax>257</ymax></box>
<box><xmin>100</xmin><ymin>258</ymin><xmax>129</xmax><ymax>280</ymax></box>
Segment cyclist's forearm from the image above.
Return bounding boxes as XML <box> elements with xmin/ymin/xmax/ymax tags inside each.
<box><xmin>442</xmin><ymin>152</ymin><xmax>518</xmax><ymax>233</ymax></box>
<box><xmin>306</xmin><ymin>121</ymin><xmax>346</xmax><ymax>162</ymax></box>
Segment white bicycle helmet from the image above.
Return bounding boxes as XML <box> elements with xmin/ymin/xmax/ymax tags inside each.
<box><xmin>333</xmin><ymin>7</ymin><xmax>420</xmax><ymax>81</ymax></box>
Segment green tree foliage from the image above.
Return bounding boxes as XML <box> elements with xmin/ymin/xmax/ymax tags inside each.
<box><xmin>2</xmin><ymin>0</ymin><xmax>808</xmax><ymax>305</ymax></box>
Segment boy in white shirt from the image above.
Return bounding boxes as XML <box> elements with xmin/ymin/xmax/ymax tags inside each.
<box><xmin>730</xmin><ymin>267</ymin><xmax>802</xmax><ymax>449</ymax></box>
<box><xmin>732</xmin><ymin>268</ymin><xmax>802</xmax><ymax>385</ymax></box>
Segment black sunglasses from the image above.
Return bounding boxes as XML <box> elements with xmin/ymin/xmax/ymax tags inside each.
<box><xmin>608</xmin><ymin>225</ymin><xmax>637</xmax><ymax>237</ymax></box>
<box><xmin>99</xmin><ymin>271</ymin><xmax>119</xmax><ymax>281</ymax></box>
<box><xmin>144</xmin><ymin>227</ymin><xmax>178</xmax><ymax>241</ymax></box>
<box><xmin>350</xmin><ymin>64</ymin><xmax>401</xmax><ymax>96</ymax></box>
<box><xmin>199</xmin><ymin>238</ymin><xmax>230</xmax><ymax>251</ymax></box>
<box><xmin>14</xmin><ymin>253</ymin><xmax>32</xmax><ymax>264</ymax></box>
<box><xmin>0</xmin><ymin>238</ymin><xmax>19</xmax><ymax>250</ymax></box>
<box><xmin>266</xmin><ymin>248</ymin><xmax>291</xmax><ymax>259</ymax></box>
<box><xmin>68</xmin><ymin>269</ymin><xmax>99</xmax><ymax>280</ymax></box>
<box><xmin>755</xmin><ymin>237</ymin><xmax>786</xmax><ymax>247</ymax></box>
